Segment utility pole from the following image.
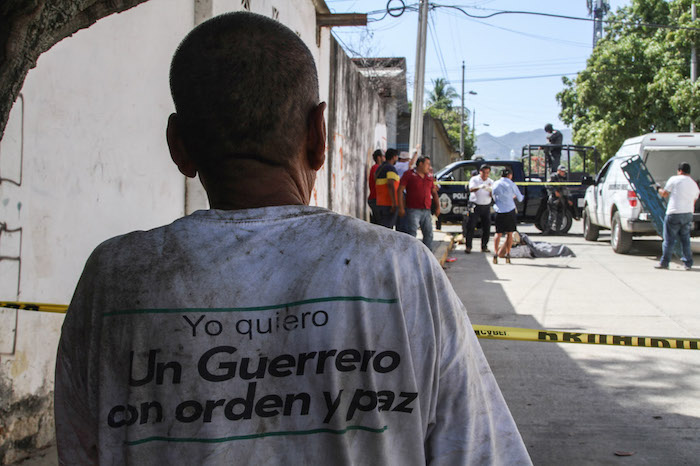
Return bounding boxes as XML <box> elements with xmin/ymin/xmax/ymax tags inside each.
<box><xmin>460</xmin><ymin>61</ymin><xmax>465</xmax><ymax>157</ymax></box>
<box><xmin>692</xmin><ymin>3</ymin><xmax>697</xmax><ymax>132</ymax></box>
<box><xmin>472</xmin><ymin>108</ymin><xmax>476</xmax><ymax>140</ymax></box>
<box><xmin>589</xmin><ymin>0</ymin><xmax>609</xmax><ymax>47</ymax></box>
<box><xmin>409</xmin><ymin>0</ymin><xmax>429</xmax><ymax>157</ymax></box>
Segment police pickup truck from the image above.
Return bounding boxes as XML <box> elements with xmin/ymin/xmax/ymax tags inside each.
<box><xmin>435</xmin><ymin>145</ymin><xmax>600</xmax><ymax>233</ymax></box>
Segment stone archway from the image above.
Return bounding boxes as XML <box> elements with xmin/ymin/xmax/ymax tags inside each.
<box><xmin>0</xmin><ymin>0</ymin><xmax>151</xmax><ymax>141</ymax></box>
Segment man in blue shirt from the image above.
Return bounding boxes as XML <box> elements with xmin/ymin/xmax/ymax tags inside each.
<box><xmin>492</xmin><ymin>168</ymin><xmax>524</xmax><ymax>264</ymax></box>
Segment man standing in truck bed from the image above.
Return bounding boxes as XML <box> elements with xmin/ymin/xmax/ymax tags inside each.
<box><xmin>544</xmin><ymin>123</ymin><xmax>563</xmax><ymax>172</ymax></box>
<box><xmin>54</xmin><ymin>12</ymin><xmax>531</xmax><ymax>465</ymax></box>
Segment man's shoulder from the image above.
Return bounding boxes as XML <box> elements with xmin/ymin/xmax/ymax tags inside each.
<box><xmin>676</xmin><ymin>175</ymin><xmax>700</xmax><ymax>193</ymax></box>
<box><xmin>377</xmin><ymin>164</ymin><xmax>397</xmax><ymax>176</ymax></box>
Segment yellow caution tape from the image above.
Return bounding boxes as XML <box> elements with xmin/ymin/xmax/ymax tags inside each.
<box><xmin>436</xmin><ymin>181</ymin><xmax>582</xmax><ymax>186</ymax></box>
<box><xmin>473</xmin><ymin>325</ymin><xmax>700</xmax><ymax>350</ymax></box>
<box><xmin>3</xmin><ymin>302</ymin><xmax>694</xmax><ymax>350</ymax></box>
<box><xmin>0</xmin><ymin>301</ymin><xmax>68</xmax><ymax>313</ymax></box>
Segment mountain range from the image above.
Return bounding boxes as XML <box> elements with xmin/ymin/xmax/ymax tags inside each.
<box><xmin>475</xmin><ymin>128</ymin><xmax>572</xmax><ymax>160</ymax></box>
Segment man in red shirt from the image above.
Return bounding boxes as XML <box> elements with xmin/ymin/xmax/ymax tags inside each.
<box><xmin>398</xmin><ymin>156</ymin><xmax>439</xmax><ymax>249</ymax></box>
<box><xmin>367</xmin><ymin>149</ymin><xmax>384</xmax><ymax>224</ymax></box>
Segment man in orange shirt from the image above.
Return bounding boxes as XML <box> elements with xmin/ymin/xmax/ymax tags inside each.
<box><xmin>367</xmin><ymin>149</ymin><xmax>384</xmax><ymax>224</ymax></box>
<box><xmin>374</xmin><ymin>148</ymin><xmax>400</xmax><ymax>228</ymax></box>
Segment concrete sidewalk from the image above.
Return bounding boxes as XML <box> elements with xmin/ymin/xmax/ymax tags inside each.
<box><xmin>443</xmin><ymin>221</ymin><xmax>700</xmax><ymax>464</ymax></box>
<box><xmin>430</xmin><ymin>229</ymin><xmax>455</xmax><ymax>267</ymax></box>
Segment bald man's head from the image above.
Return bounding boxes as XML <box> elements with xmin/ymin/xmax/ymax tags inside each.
<box><xmin>170</xmin><ymin>12</ymin><xmax>319</xmax><ymax>170</ymax></box>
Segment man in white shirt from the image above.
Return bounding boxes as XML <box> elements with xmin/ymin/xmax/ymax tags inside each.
<box><xmin>463</xmin><ymin>164</ymin><xmax>493</xmax><ymax>254</ymax></box>
<box><xmin>54</xmin><ymin>12</ymin><xmax>531</xmax><ymax>465</ymax></box>
<box><xmin>655</xmin><ymin>162</ymin><xmax>700</xmax><ymax>270</ymax></box>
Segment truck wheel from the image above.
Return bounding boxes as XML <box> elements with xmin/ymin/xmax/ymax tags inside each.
<box><xmin>537</xmin><ymin>207</ymin><xmax>572</xmax><ymax>234</ymax></box>
<box><xmin>535</xmin><ymin>208</ymin><xmax>548</xmax><ymax>231</ymax></box>
<box><xmin>559</xmin><ymin>210</ymin><xmax>573</xmax><ymax>234</ymax></box>
<box><xmin>611</xmin><ymin>211</ymin><xmax>633</xmax><ymax>254</ymax></box>
<box><xmin>582</xmin><ymin>208</ymin><xmax>600</xmax><ymax>241</ymax></box>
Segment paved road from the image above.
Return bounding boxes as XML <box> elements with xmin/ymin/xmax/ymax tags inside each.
<box><xmin>443</xmin><ymin>221</ymin><xmax>700</xmax><ymax>465</ymax></box>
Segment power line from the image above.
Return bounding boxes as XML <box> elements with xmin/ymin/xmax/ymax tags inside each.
<box><xmin>365</xmin><ymin>3</ymin><xmax>700</xmax><ymax>32</ymax></box>
<box><xmin>436</xmin><ymin>3</ymin><xmax>700</xmax><ymax>32</ymax></box>
<box><xmin>450</xmin><ymin>13</ymin><xmax>591</xmax><ymax>48</ymax></box>
<box><xmin>428</xmin><ymin>11</ymin><xmax>450</xmax><ymax>79</ymax></box>
<box><xmin>443</xmin><ymin>72</ymin><xmax>579</xmax><ymax>84</ymax></box>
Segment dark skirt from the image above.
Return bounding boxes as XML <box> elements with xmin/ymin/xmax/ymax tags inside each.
<box><xmin>495</xmin><ymin>210</ymin><xmax>517</xmax><ymax>233</ymax></box>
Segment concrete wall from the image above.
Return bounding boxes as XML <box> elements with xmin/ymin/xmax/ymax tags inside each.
<box><xmin>186</xmin><ymin>0</ymin><xmax>334</xmax><ymax>211</ymax></box>
<box><xmin>0</xmin><ymin>0</ymin><xmax>339</xmax><ymax>462</ymax></box>
<box><xmin>0</xmin><ymin>1</ymin><xmax>193</xmax><ymax>462</ymax></box>
<box><xmin>327</xmin><ymin>38</ymin><xmax>387</xmax><ymax>219</ymax></box>
<box><xmin>423</xmin><ymin>114</ymin><xmax>458</xmax><ymax>172</ymax></box>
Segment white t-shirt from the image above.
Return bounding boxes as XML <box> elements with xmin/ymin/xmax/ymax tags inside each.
<box><xmin>664</xmin><ymin>174</ymin><xmax>700</xmax><ymax>214</ymax></box>
<box><xmin>468</xmin><ymin>175</ymin><xmax>494</xmax><ymax>205</ymax></box>
<box><xmin>395</xmin><ymin>160</ymin><xmax>410</xmax><ymax>178</ymax></box>
<box><xmin>55</xmin><ymin>206</ymin><xmax>531</xmax><ymax>466</ymax></box>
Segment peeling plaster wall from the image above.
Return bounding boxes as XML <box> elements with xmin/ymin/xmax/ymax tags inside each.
<box><xmin>0</xmin><ymin>0</ymin><xmax>193</xmax><ymax>462</ymax></box>
<box><xmin>0</xmin><ymin>0</ymin><xmax>355</xmax><ymax>462</ymax></box>
<box><xmin>327</xmin><ymin>38</ymin><xmax>387</xmax><ymax>219</ymax></box>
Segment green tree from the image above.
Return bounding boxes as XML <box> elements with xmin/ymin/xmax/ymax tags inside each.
<box><xmin>427</xmin><ymin>78</ymin><xmax>459</xmax><ymax>108</ymax></box>
<box><xmin>425</xmin><ymin>78</ymin><xmax>475</xmax><ymax>158</ymax></box>
<box><xmin>557</xmin><ymin>0</ymin><xmax>700</xmax><ymax>160</ymax></box>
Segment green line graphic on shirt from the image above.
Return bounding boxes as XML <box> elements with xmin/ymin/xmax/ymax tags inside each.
<box><xmin>104</xmin><ymin>296</ymin><xmax>398</xmax><ymax>317</ymax></box>
<box><xmin>125</xmin><ymin>424</ymin><xmax>389</xmax><ymax>446</ymax></box>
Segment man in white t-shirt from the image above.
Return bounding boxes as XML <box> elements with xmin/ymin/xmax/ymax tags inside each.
<box><xmin>463</xmin><ymin>164</ymin><xmax>494</xmax><ymax>254</ymax></box>
<box><xmin>655</xmin><ymin>162</ymin><xmax>700</xmax><ymax>270</ymax></box>
<box><xmin>54</xmin><ymin>12</ymin><xmax>531</xmax><ymax>465</ymax></box>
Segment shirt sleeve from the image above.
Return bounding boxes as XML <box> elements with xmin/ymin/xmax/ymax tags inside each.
<box><xmin>387</xmin><ymin>166</ymin><xmax>400</xmax><ymax>183</ymax></box>
<box><xmin>424</xmin><ymin>262</ymin><xmax>531</xmax><ymax>465</ymax></box>
<box><xmin>664</xmin><ymin>177</ymin><xmax>677</xmax><ymax>192</ymax></box>
<box><xmin>513</xmin><ymin>181</ymin><xmax>524</xmax><ymax>202</ymax></box>
<box><xmin>400</xmin><ymin>171</ymin><xmax>410</xmax><ymax>187</ymax></box>
<box><xmin>55</xmin><ymin>251</ymin><xmax>102</xmax><ymax>465</ymax></box>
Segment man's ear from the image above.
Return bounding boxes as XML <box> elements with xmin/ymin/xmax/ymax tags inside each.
<box><xmin>166</xmin><ymin>113</ymin><xmax>198</xmax><ymax>178</ymax></box>
<box><xmin>306</xmin><ymin>102</ymin><xmax>327</xmax><ymax>171</ymax></box>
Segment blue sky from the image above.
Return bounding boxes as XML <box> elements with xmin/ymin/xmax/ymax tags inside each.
<box><xmin>327</xmin><ymin>0</ymin><xmax>629</xmax><ymax>138</ymax></box>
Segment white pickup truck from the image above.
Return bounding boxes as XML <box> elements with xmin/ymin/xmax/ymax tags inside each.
<box><xmin>582</xmin><ymin>133</ymin><xmax>700</xmax><ymax>253</ymax></box>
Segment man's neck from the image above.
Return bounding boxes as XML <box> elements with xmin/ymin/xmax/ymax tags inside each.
<box><xmin>201</xmin><ymin>159</ymin><xmax>311</xmax><ymax>210</ymax></box>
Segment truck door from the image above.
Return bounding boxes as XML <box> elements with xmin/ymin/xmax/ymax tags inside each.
<box><xmin>593</xmin><ymin>159</ymin><xmax>614</xmax><ymax>227</ymax></box>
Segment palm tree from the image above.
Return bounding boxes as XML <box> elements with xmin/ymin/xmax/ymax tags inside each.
<box><xmin>426</xmin><ymin>78</ymin><xmax>458</xmax><ymax>110</ymax></box>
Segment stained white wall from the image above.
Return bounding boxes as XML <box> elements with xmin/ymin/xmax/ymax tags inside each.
<box><xmin>0</xmin><ymin>0</ymin><xmax>194</xmax><ymax>461</ymax></box>
<box><xmin>0</xmin><ymin>1</ymin><xmax>371</xmax><ymax>461</ymax></box>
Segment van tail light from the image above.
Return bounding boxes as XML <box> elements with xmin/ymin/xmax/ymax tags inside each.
<box><xmin>627</xmin><ymin>190</ymin><xmax>638</xmax><ymax>207</ymax></box>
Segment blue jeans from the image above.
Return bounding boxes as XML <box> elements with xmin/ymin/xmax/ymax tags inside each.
<box><xmin>660</xmin><ymin>212</ymin><xmax>693</xmax><ymax>267</ymax></box>
<box><xmin>376</xmin><ymin>205</ymin><xmax>397</xmax><ymax>229</ymax></box>
<box><xmin>406</xmin><ymin>208</ymin><xmax>433</xmax><ymax>250</ymax></box>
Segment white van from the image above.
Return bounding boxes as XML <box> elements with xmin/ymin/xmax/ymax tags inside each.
<box><xmin>583</xmin><ymin>133</ymin><xmax>700</xmax><ymax>253</ymax></box>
